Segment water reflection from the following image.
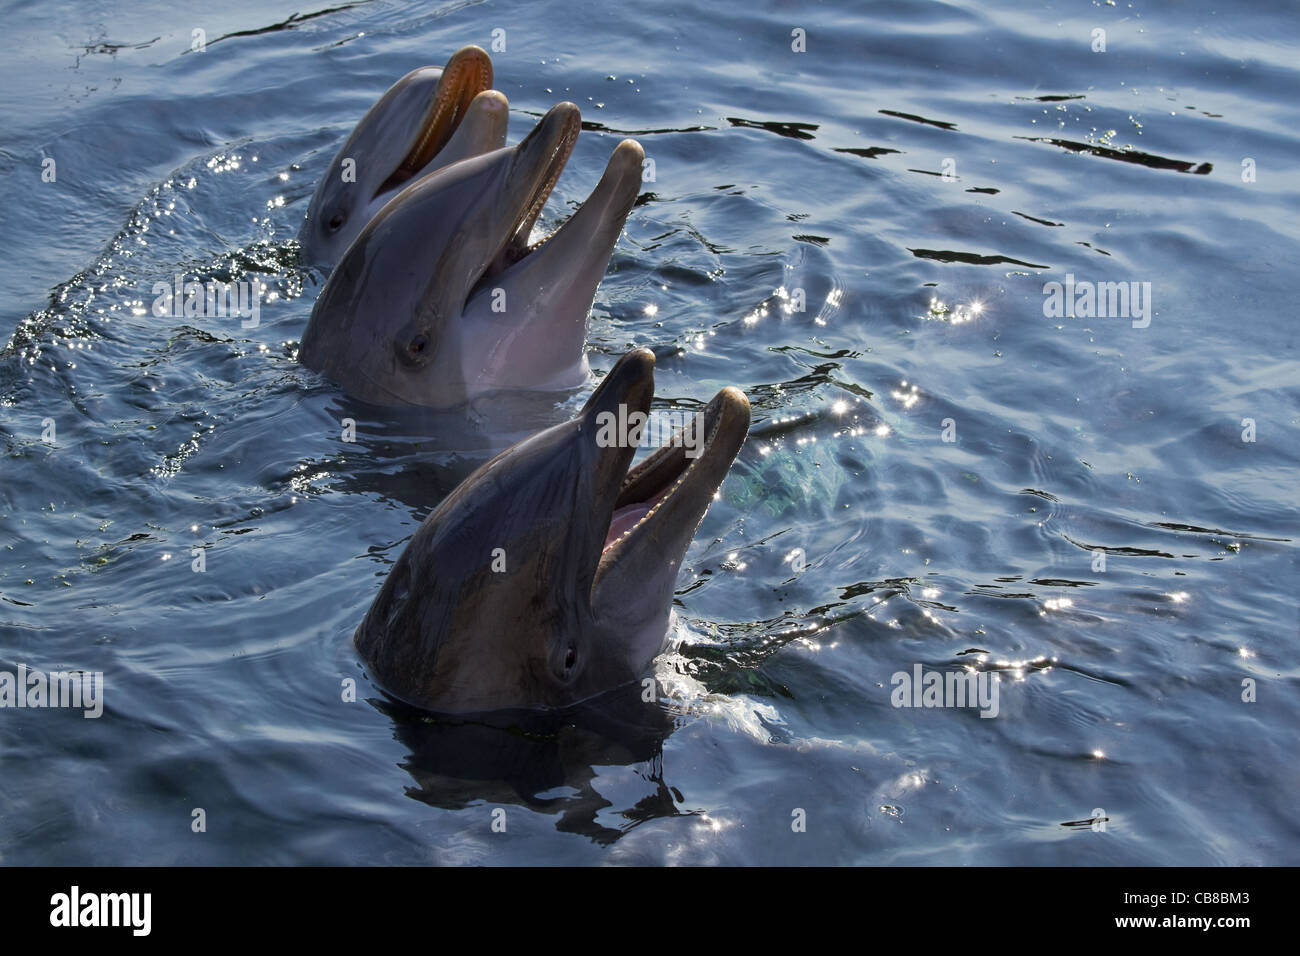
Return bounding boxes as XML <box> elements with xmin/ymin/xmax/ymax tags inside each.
<box><xmin>374</xmin><ymin>680</ymin><xmax>689</xmax><ymax>845</ymax></box>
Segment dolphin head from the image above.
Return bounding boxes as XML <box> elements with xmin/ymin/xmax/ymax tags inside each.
<box><xmin>299</xmin><ymin>45</ymin><xmax>503</xmax><ymax>267</ymax></box>
<box><xmin>297</xmin><ymin>104</ymin><xmax>645</xmax><ymax>408</ymax></box>
<box><xmin>354</xmin><ymin>348</ymin><xmax>751</xmax><ymax>713</ymax></box>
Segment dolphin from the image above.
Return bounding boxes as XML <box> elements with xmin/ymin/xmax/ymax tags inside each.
<box><xmin>299</xmin><ymin>45</ymin><xmax>506</xmax><ymax>267</ymax></box>
<box><xmin>298</xmin><ymin>102</ymin><xmax>645</xmax><ymax>408</ymax></box>
<box><xmin>354</xmin><ymin>348</ymin><xmax>751</xmax><ymax>714</ymax></box>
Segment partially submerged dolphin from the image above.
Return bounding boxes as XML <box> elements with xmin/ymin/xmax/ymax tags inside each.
<box><xmin>298</xmin><ymin>102</ymin><xmax>645</xmax><ymax>408</ymax></box>
<box><xmin>355</xmin><ymin>348</ymin><xmax>751</xmax><ymax>714</ymax></box>
<box><xmin>299</xmin><ymin>45</ymin><xmax>505</xmax><ymax>267</ymax></box>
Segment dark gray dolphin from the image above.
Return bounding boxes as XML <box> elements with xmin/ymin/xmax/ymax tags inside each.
<box><xmin>354</xmin><ymin>348</ymin><xmax>751</xmax><ymax>714</ymax></box>
<box><xmin>298</xmin><ymin>102</ymin><xmax>645</xmax><ymax>408</ymax></box>
<box><xmin>299</xmin><ymin>45</ymin><xmax>504</xmax><ymax>267</ymax></box>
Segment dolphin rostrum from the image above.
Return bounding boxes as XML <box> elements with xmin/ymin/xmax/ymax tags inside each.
<box><xmin>298</xmin><ymin>102</ymin><xmax>645</xmax><ymax>408</ymax></box>
<box><xmin>354</xmin><ymin>348</ymin><xmax>751</xmax><ymax>713</ymax></box>
<box><xmin>299</xmin><ymin>45</ymin><xmax>505</xmax><ymax>268</ymax></box>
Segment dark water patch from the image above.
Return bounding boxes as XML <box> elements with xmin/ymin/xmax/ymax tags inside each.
<box><xmin>182</xmin><ymin>2</ymin><xmax>374</xmax><ymax>52</ymax></box>
<box><xmin>878</xmin><ymin>109</ymin><xmax>957</xmax><ymax>131</ymax></box>
<box><xmin>1016</xmin><ymin>94</ymin><xmax>1086</xmax><ymax>103</ymax></box>
<box><xmin>833</xmin><ymin>146</ymin><xmax>902</xmax><ymax>159</ymax></box>
<box><xmin>1014</xmin><ymin>136</ymin><xmax>1213</xmax><ymax>175</ymax></box>
<box><xmin>727</xmin><ymin>117</ymin><xmax>819</xmax><ymax>140</ymax></box>
<box><xmin>579</xmin><ymin>120</ymin><xmax>718</xmax><ymax>135</ymax></box>
<box><xmin>909</xmin><ymin>248</ymin><xmax>1049</xmax><ymax>269</ymax></box>
<box><xmin>1012</xmin><ymin>211</ymin><xmax>1063</xmax><ymax>227</ymax></box>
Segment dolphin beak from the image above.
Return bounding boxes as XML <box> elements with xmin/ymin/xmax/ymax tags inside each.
<box><xmin>582</xmin><ymin>347</ymin><xmax>657</xmax><ymax>424</ymax></box>
<box><xmin>534</xmin><ymin>137</ymin><xmax>645</xmax><ymax>266</ymax></box>
<box><xmin>583</xmin><ymin>138</ymin><xmax>645</xmax><ymax>231</ymax></box>
<box><xmin>432</xmin><ymin>89</ymin><xmax>510</xmax><ymax>169</ymax></box>
<box><xmin>581</xmin><ymin>347</ymin><xmax>657</xmax><ymax>481</ymax></box>
<box><xmin>386</xmin><ymin>44</ymin><xmax>493</xmax><ymax>189</ymax></box>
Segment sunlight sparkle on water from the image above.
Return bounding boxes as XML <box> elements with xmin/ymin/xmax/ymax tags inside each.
<box><xmin>891</xmin><ymin>382</ymin><xmax>920</xmax><ymax>408</ymax></box>
<box><xmin>928</xmin><ymin>297</ymin><xmax>984</xmax><ymax>324</ymax></box>
<box><xmin>699</xmin><ymin>813</ymin><xmax>732</xmax><ymax>833</ymax></box>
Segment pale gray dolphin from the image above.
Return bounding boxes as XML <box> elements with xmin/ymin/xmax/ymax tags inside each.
<box><xmin>354</xmin><ymin>348</ymin><xmax>751</xmax><ymax>714</ymax></box>
<box><xmin>298</xmin><ymin>102</ymin><xmax>645</xmax><ymax>408</ymax></box>
<box><xmin>299</xmin><ymin>45</ymin><xmax>504</xmax><ymax>267</ymax></box>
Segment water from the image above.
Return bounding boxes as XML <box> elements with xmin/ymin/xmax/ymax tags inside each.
<box><xmin>2</xmin><ymin>0</ymin><xmax>1297</xmax><ymax>865</ymax></box>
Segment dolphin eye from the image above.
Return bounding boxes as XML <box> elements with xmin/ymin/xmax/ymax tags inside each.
<box><xmin>396</xmin><ymin>330</ymin><xmax>432</xmax><ymax>367</ymax></box>
<box><xmin>564</xmin><ymin>645</ymin><xmax>577</xmax><ymax>671</ymax></box>
<box><xmin>327</xmin><ymin>212</ymin><xmax>345</xmax><ymax>232</ymax></box>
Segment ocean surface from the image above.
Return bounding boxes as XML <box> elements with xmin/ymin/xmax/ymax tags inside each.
<box><xmin>1</xmin><ymin>0</ymin><xmax>1297</xmax><ymax>865</ymax></box>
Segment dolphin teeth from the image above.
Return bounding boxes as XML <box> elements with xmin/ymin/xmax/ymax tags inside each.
<box><xmin>473</xmin><ymin>112</ymin><xmax>580</xmax><ymax>288</ymax></box>
<box><xmin>513</xmin><ymin>112</ymin><xmax>580</xmax><ymax>251</ymax></box>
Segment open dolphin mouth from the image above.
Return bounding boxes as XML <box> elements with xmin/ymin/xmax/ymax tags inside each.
<box><xmin>591</xmin><ymin>366</ymin><xmax>751</xmax><ymax>578</ymax></box>
<box><xmin>600</xmin><ymin>392</ymin><xmax>754</xmax><ymax>561</ymax></box>
<box><xmin>471</xmin><ymin>112</ymin><xmax>643</xmax><ymax>299</ymax></box>
<box><xmin>467</xmin><ymin>103</ymin><xmax>582</xmax><ymax>290</ymax></box>
<box><xmin>380</xmin><ymin>45</ymin><xmax>494</xmax><ymax>194</ymax></box>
